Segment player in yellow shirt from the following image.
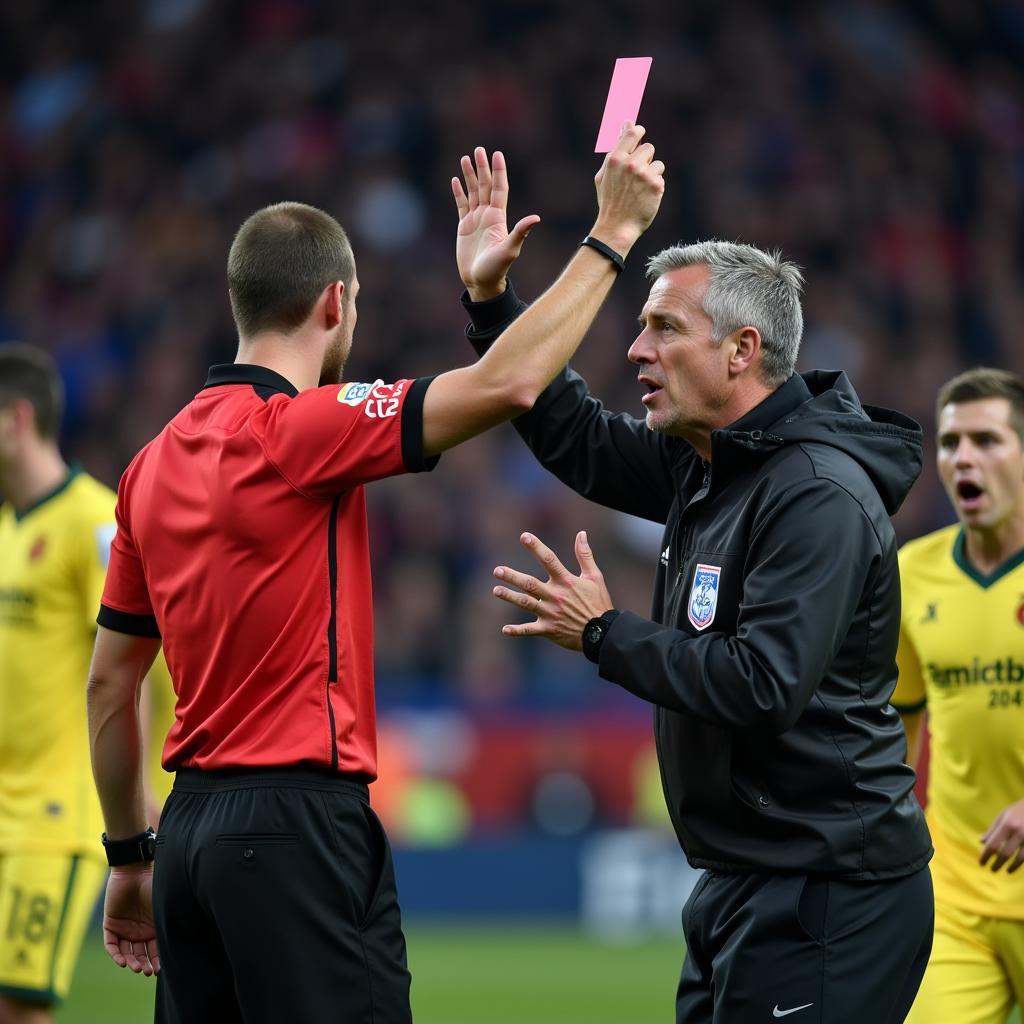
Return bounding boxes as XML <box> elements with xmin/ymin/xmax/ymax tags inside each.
<box><xmin>894</xmin><ymin>367</ymin><xmax>1024</xmax><ymax>1024</ymax></box>
<box><xmin>0</xmin><ymin>344</ymin><xmax>173</xmax><ymax>1022</ymax></box>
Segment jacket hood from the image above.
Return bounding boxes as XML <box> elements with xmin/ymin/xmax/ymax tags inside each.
<box><xmin>722</xmin><ymin>370</ymin><xmax>923</xmax><ymax>516</ymax></box>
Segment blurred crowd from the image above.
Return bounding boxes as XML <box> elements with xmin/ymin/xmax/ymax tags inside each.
<box><xmin>2</xmin><ymin>0</ymin><xmax>1022</xmax><ymax>709</ymax></box>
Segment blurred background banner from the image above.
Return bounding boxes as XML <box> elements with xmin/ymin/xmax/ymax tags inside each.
<box><xmin>1</xmin><ymin>0</ymin><xmax>1021</xmax><ymax>1019</ymax></box>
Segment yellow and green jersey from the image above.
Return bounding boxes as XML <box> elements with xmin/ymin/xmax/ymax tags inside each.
<box><xmin>0</xmin><ymin>469</ymin><xmax>115</xmax><ymax>855</ymax></box>
<box><xmin>894</xmin><ymin>523</ymin><xmax>1024</xmax><ymax>919</ymax></box>
<box><xmin>0</xmin><ymin>469</ymin><xmax>175</xmax><ymax>854</ymax></box>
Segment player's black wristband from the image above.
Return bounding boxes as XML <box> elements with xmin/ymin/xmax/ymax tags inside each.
<box><xmin>102</xmin><ymin>827</ymin><xmax>157</xmax><ymax>866</ymax></box>
<box><xmin>579</xmin><ymin>235</ymin><xmax>625</xmax><ymax>273</ymax></box>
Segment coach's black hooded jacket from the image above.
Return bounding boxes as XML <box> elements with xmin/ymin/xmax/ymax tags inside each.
<box><xmin>465</xmin><ymin>284</ymin><xmax>932</xmax><ymax>879</ymax></box>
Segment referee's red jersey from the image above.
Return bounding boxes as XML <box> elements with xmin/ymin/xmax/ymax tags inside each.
<box><xmin>98</xmin><ymin>364</ymin><xmax>438</xmax><ymax>778</ymax></box>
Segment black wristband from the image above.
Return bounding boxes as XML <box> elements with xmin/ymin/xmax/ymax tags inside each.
<box><xmin>102</xmin><ymin>827</ymin><xmax>157</xmax><ymax>866</ymax></box>
<box><xmin>579</xmin><ymin>235</ymin><xmax>626</xmax><ymax>274</ymax></box>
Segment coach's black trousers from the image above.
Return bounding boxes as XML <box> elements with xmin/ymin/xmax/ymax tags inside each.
<box><xmin>152</xmin><ymin>768</ymin><xmax>412</xmax><ymax>1024</ymax></box>
<box><xmin>677</xmin><ymin>865</ymin><xmax>934</xmax><ymax>1024</ymax></box>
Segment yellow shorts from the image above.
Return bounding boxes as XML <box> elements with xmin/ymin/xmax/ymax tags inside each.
<box><xmin>0</xmin><ymin>851</ymin><xmax>107</xmax><ymax>1005</ymax></box>
<box><xmin>906</xmin><ymin>897</ymin><xmax>1024</xmax><ymax>1024</ymax></box>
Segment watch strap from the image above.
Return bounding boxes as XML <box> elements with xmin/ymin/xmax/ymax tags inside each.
<box><xmin>582</xmin><ymin>609</ymin><xmax>620</xmax><ymax>663</ymax></box>
<box><xmin>102</xmin><ymin>828</ymin><xmax>157</xmax><ymax>866</ymax></box>
<box><xmin>579</xmin><ymin>236</ymin><xmax>626</xmax><ymax>273</ymax></box>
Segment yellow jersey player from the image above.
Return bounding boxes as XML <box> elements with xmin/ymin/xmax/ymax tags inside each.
<box><xmin>895</xmin><ymin>367</ymin><xmax>1024</xmax><ymax>1024</ymax></box>
<box><xmin>0</xmin><ymin>344</ymin><xmax>172</xmax><ymax>1022</ymax></box>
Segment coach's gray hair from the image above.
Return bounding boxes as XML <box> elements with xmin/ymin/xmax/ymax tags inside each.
<box><xmin>646</xmin><ymin>241</ymin><xmax>804</xmax><ymax>387</ymax></box>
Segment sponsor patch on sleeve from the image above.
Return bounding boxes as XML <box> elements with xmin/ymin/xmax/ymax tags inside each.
<box><xmin>363</xmin><ymin>379</ymin><xmax>406</xmax><ymax>419</ymax></box>
<box><xmin>337</xmin><ymin>381</ymin><xmax>378</xmax><ymax>406</ymax></box>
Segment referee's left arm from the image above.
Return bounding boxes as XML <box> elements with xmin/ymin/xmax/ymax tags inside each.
<box><xmin>88</xmin><ymin>626</ymin><xmax>162</xmax><ymax>839</ymax></box>
<box><xmin>90</xmin><ymin>472</ymin><xmax>163</xmax><ymax>840</ymax></box>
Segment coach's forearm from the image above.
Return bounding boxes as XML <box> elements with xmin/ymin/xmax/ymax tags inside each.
<box><xmin>88</xmin><ymin>678</ymin><xmax>148</xmax><ymax>838</ymax></box>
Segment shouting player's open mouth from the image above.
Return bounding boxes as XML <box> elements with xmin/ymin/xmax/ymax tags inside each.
<box><xmin>955</xmin><ymin>479</ymin><xmax>986</xmax><ymax>512</ymax></box>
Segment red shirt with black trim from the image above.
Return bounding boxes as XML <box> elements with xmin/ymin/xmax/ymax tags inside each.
<box><xmin>98</xmin><ymin>364</ymin><xmax>438</xmax><ymax>777</ymax></box>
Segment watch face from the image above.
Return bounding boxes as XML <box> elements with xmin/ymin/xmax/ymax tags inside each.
<box><xmin>584</xmin><ymin>622</ymin><xmax>603</xmax><ymax>646</ymax></box>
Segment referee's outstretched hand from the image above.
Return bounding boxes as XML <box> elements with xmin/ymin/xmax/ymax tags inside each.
<box><xmin>492</xmin><ymin>530</ymin><xmax>614</xmax><ymax>651</ymax></box>
<box><xmin>591</xmin><ymin>121</ymin><xmax>665</xmax><ymax>256</ymax></box>
<box><xmin>103</xmin><ymin>864</ymin><xmax>160</xmax><ymax>976</ymax></box>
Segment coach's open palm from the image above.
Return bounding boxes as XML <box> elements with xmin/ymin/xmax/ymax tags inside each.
<box><xmin>453</xmin><ymin>148</ymin><xmax>540</xmax><ymax>300</ymax></box>
<box><xmin>103</xmin><ymin>865</ymin><xmax>160</xmax><ymax>976</ymax></box>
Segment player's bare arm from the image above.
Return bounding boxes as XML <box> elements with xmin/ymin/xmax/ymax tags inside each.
<box><xmin>422</xmin><ymin>122</ymin><xmax>665</xmax><ymax>457</ymax></box>
<box><xmin>87</xmin><ymin>626</ymin><xmax>163</xmax><ymax>974</ymax></box>
<box><xmin>492</xmin><ymin>531</ymin><xmax>614</xmax><ymax>651</ymax></box>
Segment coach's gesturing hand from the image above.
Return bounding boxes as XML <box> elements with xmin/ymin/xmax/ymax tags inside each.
<box><xmin>980</xmin><ymin>797</ymin><xmax>1024</xmax><ymax>873</ymax></box>
<box><xmin>103</xmin><ymin>864</ymin><xmax>160</xmax><ymax>975</ymax></box>
<box><xmin>492</xmin><ymin>531</ymin><xmax>614</xmax><ymax>651</ymax></box>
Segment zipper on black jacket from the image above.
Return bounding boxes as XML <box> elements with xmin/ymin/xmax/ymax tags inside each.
<box><xmin>326</xmin><ymin>496</ymin><xmax>340</xmax><ymax>770</ymax></box>
<box><xmin>744</xmin><ymin>429</ymin><xmax>786</xmax><ymax>445</ymax></box>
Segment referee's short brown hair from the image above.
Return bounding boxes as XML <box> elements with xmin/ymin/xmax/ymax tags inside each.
<box><xmin>0</xmin><ymin>343</ymin><xmax>64</xmax><ymax>438</ymax></box>
<box><xmin>937</xmin><ymin>367</ymin><xmax>1024</xmax><ymax>442</ymax></box>
<box><xmin>227</xmin><ymin>202</ymin><xmax>355</xmax><ymax>339</ymax></box>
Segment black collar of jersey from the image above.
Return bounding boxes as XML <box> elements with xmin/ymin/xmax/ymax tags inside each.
<box><xmin>203</xmin><ymin>364</ymin><xmax>299</xmax><ymax>400</ymax></box>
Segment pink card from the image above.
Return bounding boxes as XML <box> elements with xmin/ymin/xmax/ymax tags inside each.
<box><xmin>595</xmin><ymin>57</ymin><xmax>653</xmax><ymax>152</ymax></box>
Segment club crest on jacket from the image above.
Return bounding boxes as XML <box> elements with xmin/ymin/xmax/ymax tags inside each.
<box><xmin>688</xmin><ymin>563</ymin><xmax>722</xmax><ymax>631</ymax></box>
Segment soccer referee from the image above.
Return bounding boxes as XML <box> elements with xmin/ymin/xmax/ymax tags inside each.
<box><xmin>85</xmin><ymin>126</ymin><xmax>665</xmax><ymax>1023</ymax></box>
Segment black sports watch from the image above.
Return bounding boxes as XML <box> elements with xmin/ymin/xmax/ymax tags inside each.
<box><xmin>582</xmin><ymin>610</ymin><xmax>620</xmax><ymax>663</ymax></box>
<box><xmin>102</xmin><ymin>828</ymin><xmax>157</xmax><ymax>867</ymax></box>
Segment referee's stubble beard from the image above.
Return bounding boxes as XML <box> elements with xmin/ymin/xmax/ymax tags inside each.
<box><xmin>319</xmin><ymin>298</ymin><xmax>355</xmax><ymax>387</ymax></box>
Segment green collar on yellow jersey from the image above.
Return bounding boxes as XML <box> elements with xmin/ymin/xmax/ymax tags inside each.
<box><xmin>12</xmin><ymin>464</ymin><xmax>80</xmax><ymax>522</ymax></box>
<box><xmin>952</xmin><ymin>528</ymin><xmax>1024</xmax><ymax>589</ymax></box>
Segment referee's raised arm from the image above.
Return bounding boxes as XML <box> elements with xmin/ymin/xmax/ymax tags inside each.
<box><xmin>421</xmin><ymin>123</ymin><xmax>664</xmax><ymax>456</ymax></box>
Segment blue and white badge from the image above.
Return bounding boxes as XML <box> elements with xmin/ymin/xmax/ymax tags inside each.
<box><xmin>337</xmin><ymin>381</ymin><xmax>376</xmax><ymax>406</ymax></box>
<box><xmin>687</xmin><ymin>563</ymin><xmax>722</xmax><ymax>631</ymax></box>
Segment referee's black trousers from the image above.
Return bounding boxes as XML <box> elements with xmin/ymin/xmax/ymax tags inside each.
<box><xmin>152</xmin><ymin>768</ymin><xmax>412</xmax><ymax>1024</ymax></box>
<box><xmin>676</xmin><ymin>866</ymin><xmax>934</xmax><ymax>1024</ymax></box>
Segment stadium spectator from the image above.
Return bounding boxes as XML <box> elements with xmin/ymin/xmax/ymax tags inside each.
<box><xmin>465</xmin><ymin>217</ymin><xmax>934</xmax><ymax>1017</ymax></box>
<box><xmin>0</xmin><ymin>344</ymin><xmax>172</xmax><ymax>1024</ymax></box>
<box><xmin>2</xmin><ymin>3</ymin><xmax>1022</xmax><ymax>708</ymax></box>
<box><xmin>895</xmin><ymin>368</ymin><xmax>1024</xmax><ymax>1024</ymax></box>
<box><xmin>85</xmin><ymin>129</ymin><xmax>664</xmax><ymax>1022</ymax></box>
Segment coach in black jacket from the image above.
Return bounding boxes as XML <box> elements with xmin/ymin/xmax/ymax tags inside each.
<box><xmin>457</xmin><ymin>218</ymin><xmax>933</xmax><ymax>1021</ymax></box>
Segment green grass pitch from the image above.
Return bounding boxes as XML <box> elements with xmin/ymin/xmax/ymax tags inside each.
<box><xmin>60</xmin><ymin>924</ymin><xmax>1024</xmax><ymax>1023</ymax></box>
<box><xmin>59</xmin><ymin>924</ymin><xmax>684</xmax><ymax>1023</ymax></box>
